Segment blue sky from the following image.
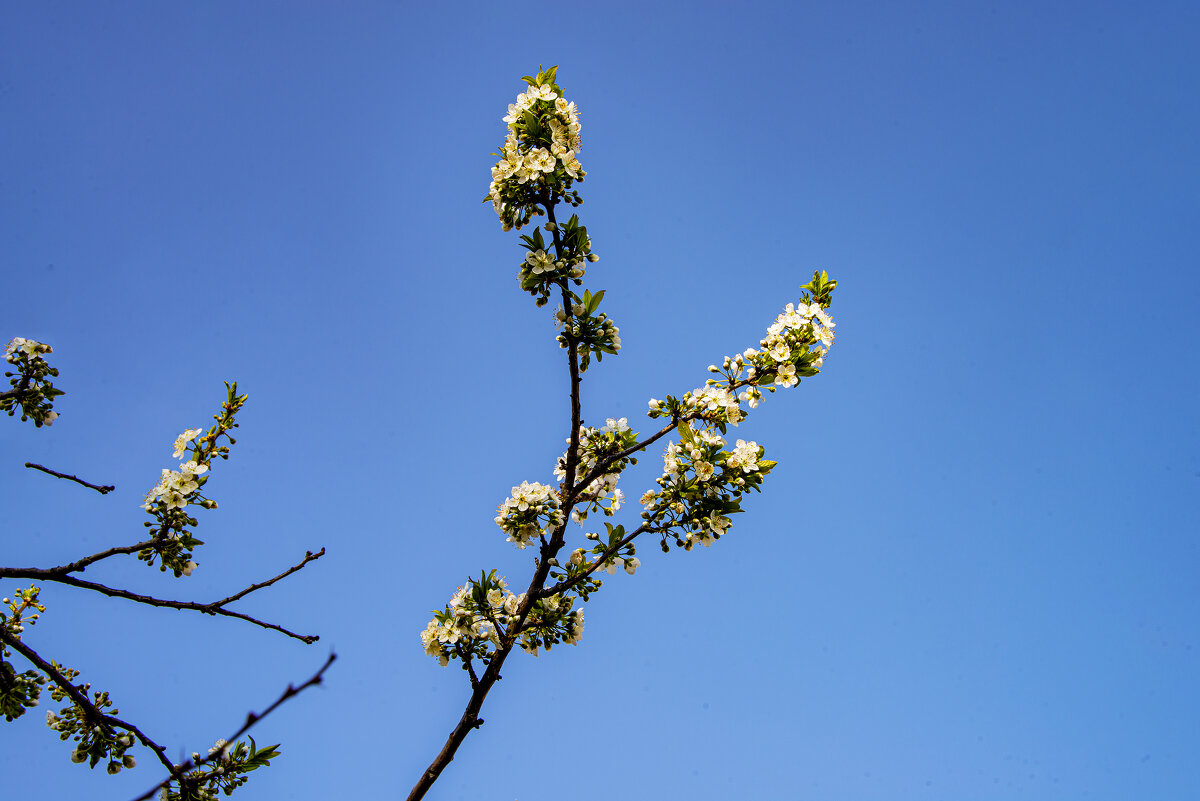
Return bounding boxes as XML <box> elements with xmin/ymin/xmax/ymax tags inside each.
<box><xmin>3</xmin><ymin>2</ymin><xmax>1199</xmax><ymax>799</ymax></box>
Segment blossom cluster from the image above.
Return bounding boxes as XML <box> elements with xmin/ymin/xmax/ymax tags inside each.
<box><xmin>516</xmin><ymin>593</ymin><xmax>584</xmax><ymax>656</ymax></box>
<box><xmin>736</xmin><ymin>298</ymin><xmax>835</xmax><ymax>406</ymax></box>
<box><xmin>494</xmin><ymin>481</ymin><xmax>565</xmax><ymax>549</ymax></box>
<box><xmin>421</xmin><ymin>580</ymin><xmax>514</xmax><ymax>665</ymax></box>
<box><xmin>3</xmin><ymin>337</ymin><xmax>63</xmax><ymax>427</ymax></box>
<box><xmin>486</xmin><ymin>66</ymin><xmax>585</xmax><ymax>232</ymax></box>
<box><xmin>648</xmin><ymin>271</ymin><xmax>838</xmax><ymax>429</ymax></box>
<box><xmin>555</xmin><ymin>416</ymin><xmax>639</xmax><ymax>523</ymax></box>
<box><xmin>420</xmin><ymin>572</ymin><xmax>584</xmax><ymax>666</ymax></box>
<box><xmin>160</xmin><ymin>737</ymin><xmax>281</xmax><ymax>801</ymax></box>
<box><xmin>515</xmin><ymin>217</ymin><xmax>599</xmax><ymax>306</ymax></box>
<box><xmin>137</xmin><ymin>383</ymin><xmax>246</xmax><ymax>578</ymax></box>
<box><xmin>143</xmin><ymin>428</ymin><xmax>212</xmax><ymax>513</ymax></box>
<box><xmin>640</xmin><ymin>424</ymin><xmax>775</xmax><ymax>551</ymax></box>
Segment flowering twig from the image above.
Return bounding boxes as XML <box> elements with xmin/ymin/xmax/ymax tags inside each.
<box><xmin>0</xmin><ymin>628</ymin><xmax>176</xmax><ymax>773</ymax></box>
<box><xmin>410</xmin><ymin>67</ymin><xmax>838</xmax><ymax>800</ymax></box>
<box><xmin>24</xmin><ymin>462</ymin><xmax>115</xmax><ymax>494</ymax></box>
<box><xmin>537</xmin><ymin>525</ymin><xmax>645</xmax><ymax>599</ymax></box>
<box><xmin>128</xmin><ymin>652</ymin><xmax>337</xmax><ymax>801</ymax></box>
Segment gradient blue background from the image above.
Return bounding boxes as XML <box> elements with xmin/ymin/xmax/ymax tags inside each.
<box><xmin>3</xmin><ymin>2</ymin><xmax>1198</xmax><ymax>799</ymax></box>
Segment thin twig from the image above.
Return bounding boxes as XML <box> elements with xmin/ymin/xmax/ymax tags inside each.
<box><xmin>209</xmin><ymin>548</ymin><xmax>326</xmax><ymax>607</ymax></box>
<box><xmin>24</xmin><ymin>462</ymin><xmax>115</xmax><ymax>494</ymax></box>
<box><xmin>128</xmin><ymin>652</ymin><xmax>337</xmax><ymax>801</ymax></box>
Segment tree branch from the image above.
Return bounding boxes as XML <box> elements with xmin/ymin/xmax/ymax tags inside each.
<box><xmin>0</xmin><ymin>628</ymin><xmax>176</xmax><ymax>773</ymax></box>
<box><xmin>208</xmin><ymin>548</ymin><xmax>325</xmax><ymax>608</ymax></box>
<box><xmin>0</xmin><ymin>387</ymin><xmax>36</xmax><ymax>402</ymax></box>
<box><xmin>24</xmin><ymin>462</ymin><xmax>115</xmax><ymax>494</ymax></box>
<box><xmin>0</xmin><ymin>540</ymin><xmax>159</xmax><ymax>579</ymax></box>
<box><xmin>565</xmin><ymin>419</ymin><xmax>684</xmax><ymax>508</ymax></box>
<box><xmin>0</xmin><ymin>549</ymin><xmax>326</xmax><ymax>643</ymax></box>
<box><xmin>537</xmin><ymin>524</ymin><xmax>647</xmax><ymax>599</ymax></box>
<box><xmin>128</xmin><ymin>652</ymin><xmax>337</xmax><ymax>801</ymax></box>
<box><xmin>408</xmin><ymin>193</ymin><xmax>582</xmax><ymax>801</ymax></box>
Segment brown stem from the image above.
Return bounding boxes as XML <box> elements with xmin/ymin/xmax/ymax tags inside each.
<box><xmin>0</xmin><ymin>540</ymin><xmax>159</xmax><ymax>579</ymax></box>
<box><xmin>0</xmin><ymin>549</ymin><xmax>326</xmax><ymax>643</ymax></box>
<box><xmin>407</xmin><ymin>190</ymin><xmax>585</xmax><ymax>801</ymax></box>
<box><xmin>24</xmin><ymin>462</ymin><xmax>115</xmax><ymax>494</ymax></box>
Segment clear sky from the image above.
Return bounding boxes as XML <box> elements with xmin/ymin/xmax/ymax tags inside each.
<box><xmin>3</xmin><ymin>2</ymin><xmax>1199</xmax><ymax>799</ymax></box>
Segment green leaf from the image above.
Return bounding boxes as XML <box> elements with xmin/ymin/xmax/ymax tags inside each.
<box><xmin>678</xmin><ymin>420</ymin><xmax>695</xmax><ymax>446</ymax></box>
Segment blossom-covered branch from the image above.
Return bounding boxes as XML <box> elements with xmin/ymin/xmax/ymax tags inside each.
<box><xmin>408</xmin><ymin>66</ymin><xmax>839</xmax><ymax>800</ymax></box>
<box><xmin>1</xmin><ymin>621</ymin><xmax>175</xmax><ymax>775</ymax></box>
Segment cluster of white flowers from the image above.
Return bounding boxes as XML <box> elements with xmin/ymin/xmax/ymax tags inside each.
<box><xmin>143</xmin><ymin>429</ymin><xmax>210</xmax><ymax>512</ymax></box>
<box><xmin>420</xmin><ymin>577</ymin><xmax>586</xmax><ymax>663</ymax></box>
<box><xmin>494</xmin><ymin>481</ymin><xmax>565</xmax><ymax>548</ymax></box>
<box><xmin>640</xmin><ymin>428</ymin><xmax>769</xmax><ymax>548</ymax></box>
<box><xmin>491</xmin><ymin>88</ymin><xmax>582</xmax><ymax>187</ymax></box>
<box><xmin>739</xmin><ymin>301</ymin><xmax>836</xmax><ymax>403</ymax></box>
<box><xmin>520</xmin><ymin>594</ymin><xmax>585</xmax><ymax>654</ymax></box>
<box><xmin>140</xmin><ymin>428</ymin><xmax>217</xmax><ymax>575</ymax></box>
<box><xmin>691</xmin><ymin>385</ymin><xmax>744</xmax><ymax>425</ymax></box>
<box><xmin>726</xmin><ymin>438</ymin><xmax>764</xmax><ymax>473</ymax></box>
<box><xmin>3</xmin><ymin>337</ymin><xmax>60</xmax><ymax>426</ymax></box>
<box><xmin>554</xmin><ymin>417</ymin><xmax>637</xmax><ymax>523</ymax></box>
<box><xmin>486</xmin><ymin>70</ymin><xmax>587</xmax><ymax>231</ymax></box>
<box><xmin>4</xmin><ymin>337</ymin><xmax>52</xmax><ymax>364</ymax></box>
<box><xmin>421</xmin><ymin>581</ymin><xmax>520</xmax><ymax>665</ymax></box>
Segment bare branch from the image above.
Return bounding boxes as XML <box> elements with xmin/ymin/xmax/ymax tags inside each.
<box><xmin>0</xmin><ymin>540</ymin><xmax>159</xmax><ymax>580</ymax></box>
<box><xmin>0</xmin><ymin>549</ymin><xmax>327</xmax><ymax>644</ymax></box>
<box><xmin>24</xmin><ymin>462</ymin><xmax>115</xmax><ymax>494</ymax></box>
<box><xmin>209</xmin><ymin>548</ymin><xmax>326</xmax><ymax>608</ymax></box>
<box><xmin>128</xmin><ymin>652</ymin><xmax>337</xmax><ymax>801</ymax></box>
